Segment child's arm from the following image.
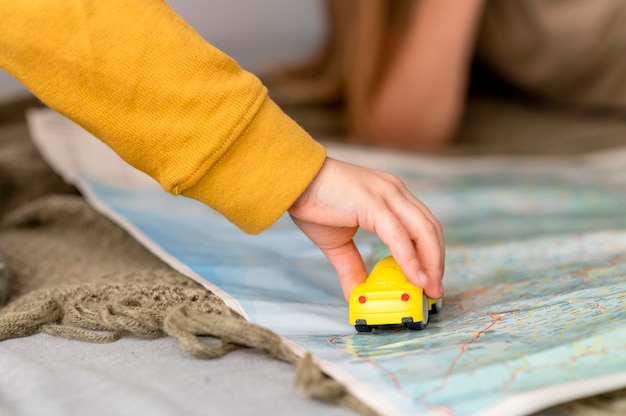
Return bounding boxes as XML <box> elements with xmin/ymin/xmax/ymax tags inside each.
<box><xmin>1</xmin><ymin>0</ymin><xmax>325</xmax><ymax>233</ymax></box>
<box><xmin>1</xmin><ymin>0</ymin><xmax>444</xmax><ymax>297</ymax></box>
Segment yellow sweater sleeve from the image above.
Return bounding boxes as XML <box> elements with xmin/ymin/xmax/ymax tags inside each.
<box><xmin>0</xmin><ymin>0</ymin><xmax>326</xmax><ymax>234</ymax></box>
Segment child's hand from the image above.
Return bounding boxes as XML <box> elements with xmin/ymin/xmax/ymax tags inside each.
<box><xmin>288</xmin><ymin>157</ymin><xmax>445</xmax><ymax>301</ymax></box>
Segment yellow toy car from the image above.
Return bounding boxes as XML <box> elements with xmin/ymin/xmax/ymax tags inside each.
<box><xmin>349</xmin><ymin>256</ymin><xmax>442</xmax><ymax>332</ymax></box>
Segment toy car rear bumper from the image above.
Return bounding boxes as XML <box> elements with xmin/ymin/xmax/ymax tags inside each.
<box><xmin>350</xmin><ymin>311</ymin><xmax>424</xmax><ymax>326</ymax></box>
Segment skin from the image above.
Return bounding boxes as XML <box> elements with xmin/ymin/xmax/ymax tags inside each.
<box><xmin>288</xmin><ymin>157</ymin><xmax>445</xmax><ymax>301</ymax></box>
<box><xmin>362</xmin><ymin>0</ymin><xmax>486</xmax><ymax>150</ymax></box>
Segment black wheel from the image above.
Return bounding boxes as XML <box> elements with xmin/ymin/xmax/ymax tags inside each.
<box><xmin>403</xmin><ymin>294</ymin><xmax>429</xmax><ymax>330</ymax></box>
<box><xmin>354</xmin><ymin>319</ymin><xmax>373</xmax><ymax>332</ymax></box>
<box><xmin>430</xmin><ymin>298</ymin><xmax>443</xmax><ymax>314</ymax></box>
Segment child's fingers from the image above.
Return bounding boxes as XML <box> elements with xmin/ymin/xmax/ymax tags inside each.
<box><xmin>320</xmin><ymin>239</ymin><xmax>368</xmax><ymax>301</ymax></box>
<box><xmin>364</xmin><ymin>190</ymin><xmax>444</xmax><ymax>298</ymax></box>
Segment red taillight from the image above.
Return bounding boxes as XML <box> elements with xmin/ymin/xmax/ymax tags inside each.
<box><xmin>401</xmin><ymin>293</ymin><xmax>410</xmax><ymax>301</ymax></box>
<box><xmin>358</xmin><ymin>295</ymin><xmax>367</xmax><ymax>304</ymax></box>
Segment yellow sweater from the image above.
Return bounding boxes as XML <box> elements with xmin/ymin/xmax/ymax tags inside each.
<box><xmin>0</xmin><ymin>0</ymin><xmax>326</xmax><ymax>234</ymax></box>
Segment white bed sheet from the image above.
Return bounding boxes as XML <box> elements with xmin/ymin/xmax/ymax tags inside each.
<box><xmin>0</xmin><ymin>334</ymin><xmax>354</xmax><ymax>416</ymax></box>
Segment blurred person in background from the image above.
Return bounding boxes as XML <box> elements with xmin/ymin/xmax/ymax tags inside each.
<box><xmin>269</xmin><ymin>0</ymin><xmax>626</xmax><ymax>151</ymax></box>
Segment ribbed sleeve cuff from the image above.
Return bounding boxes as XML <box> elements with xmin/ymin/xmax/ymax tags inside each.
<box><xmin>181</xmin><ymin>98</ymin><xmax>326</xmax><ymax>234</ymax></box>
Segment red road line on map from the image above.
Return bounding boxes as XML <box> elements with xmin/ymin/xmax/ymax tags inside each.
<box><xmin>441</xmin><ymin>314</ymin><xmax>505</xmax><ymax>388</ymax></box>
<box><xmin>327</xmin><ymin>334</ymin><xmax>408</xmax><ymax>396</ymax></box>
<box><xmin>415</xmin><ymin>313</ymin><xmax>509</xmax><ymax>411</ymax></box>
<box><xmin>369</xmin><ymin>358</ymin><xmax>404</xmax><ymax>393</ymax></box>
<box><xmin>327</xmin><ymin>335</ymin><xmax>346</xmax><ymax>345</ymax></box>
<box><xmin>500</xmin><ymin>343</ymin><xmax>626</xmax><ymax>393</ymax></box>
<box><xmin>584</xmin><ymin>301</ymin><xmax>609</xmax><ymax>311</ymax></box>
<box><xmin>500</xmin><ymin>363</ymin><xmax>522</xmax><ymax>391</ymax></box>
